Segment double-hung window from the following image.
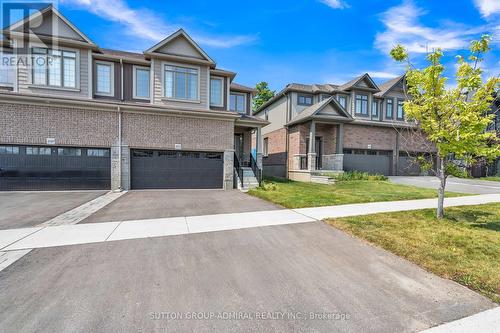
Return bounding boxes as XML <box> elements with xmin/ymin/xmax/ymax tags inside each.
<box><xmin>297</xmin><ymin>94</ymin><xmax>313</xmax><ymax>106</ymax></box>
<box><xmin>372</xmin><ymin>101</ymin><xmax>378</xmax><ymax>117</ymax></box>
<box><xmin>133</xmin><ymin>66</ymin><xmax>150</xmax><ymax>99</ymax></box>
<box><xmin>337</xmin><ymin>95</ymin><xmax>346</xmax><ymax>108</ymax></box>
<box><xmin>32</xmin><ymin>47</ymin><xmax>77</xmax><ymax>88</ymax></box>
<box><xmin>95</xmin><ymin>61</ymin><xmax>114</xmax><ymax>96</ymax></box>
<box><xmin>210</xmin><ymin>77</ymin><xmax>224</xmax><ymax>107</ymax></box>
<box><xmin>230</xmin><ymin>93</ymin><xmax>246</xmax><ymax>113</ymax></box>
<box><xmin>164</xmin><ymin>65</ymin><xmax>199</xmax><ymax>101</ymax></box>
<box><xmin>397</xmin><ymin>99</ymin><xmax>405</xmax><ymax>119</ymax></box>
<box><xmin>386</xmin><ymin>99</ymin><xmax>393</xmax><ymax>119</ymax></box>
<box><xmin>355</xmin><ymin>94</ymin><xmax>368</xmax><ymax>115</ymax></box>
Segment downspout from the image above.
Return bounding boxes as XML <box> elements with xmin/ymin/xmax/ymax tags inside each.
<box><xmin>118</xmin><ymin>105</ymin><xmax>122</xmax><ymax>191</ymax></box>
<box><xmin>120</xmin><ymin>59</ymin><xmax>124</xmax><ymax>101</ymax></box>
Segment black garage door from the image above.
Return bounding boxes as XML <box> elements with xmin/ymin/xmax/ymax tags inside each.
<box><xmin>343</xmin><ymin>149</ymin><xmax>393</xmax><ymax>176</ymax></box>
<box><xmin>131</xmin><ymin>149</ymin><xmax>223</xmax><ymax>189</ymax></box>
<box><xmin>0</xmin><ymin>145</ymin><xmax>111</xmax><ymax>191</ymax></box>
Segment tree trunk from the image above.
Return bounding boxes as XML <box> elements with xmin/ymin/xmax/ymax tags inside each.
<box><xmin>437</xmin><ymin>156</ymin><xmax>446</xmax><ymax>219</ymax></box>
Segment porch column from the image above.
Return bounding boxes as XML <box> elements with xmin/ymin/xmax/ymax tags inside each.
<box><xmin>308</xmin><ymin>120</ymin><xmax>316</xmax><ymax>171</ymax></box>
<box><xmin>256</xmin><ymin>126</ymin><xmax>263</xmax><ymax>169</ymax></box>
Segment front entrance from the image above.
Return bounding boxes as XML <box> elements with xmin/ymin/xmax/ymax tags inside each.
<box><xmin>306</xmin><ymin>137</ymin><xmax>323</xmax><ymax>169</ymax></box>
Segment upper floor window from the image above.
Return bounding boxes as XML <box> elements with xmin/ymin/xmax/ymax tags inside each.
<box><xmin>355</xmin><ymin>94</ymin><xmax>368</xmax><ymax>115</ymax></box>
<box><xmin>32</xmin><ymin>47</ymin><xmax>77</xmax><ymax>88</ymax></box>
<box><xmin>164</xmin><ymin>65</ymin><xmax>199</xmax><ymax>101</ymax></box>
<box><xmin>230</xmin><ymin>93</ymin><xmax>246</xmax><ymax>113</ymax></box>
<box><xmin>397</xmin><ymin>99</ymin><xmax>405</xmax><ymax>119</ymax></box>
<box><xmin>95</xmin><ymin>61</ymin><xmax>114</xmax><ymax>96</ymax></box>
<box><xmin>297</xmin><ymin>94</ymin><xmax>313</xmax><ymax>106</ymax></box>
<box><xmin>386</xmin><ymin>98</ymin><xmax>393</xmax><ymax>119</ymax></box>
<box><xmin>133</xmin><ymin>66</ymin><xmax>150</xmax><ymax>100</ymax></box>
<box><xmin>372</xmin><ymin>101</ymin><xmax>378</xmax><ymax>117</ymax></box>
<box><xmin>263</xmin><ymin>138</ymin><xmax>269</xmax><ymax>157</ymax></box>
<box><xmin>0</xmin><ymin>52</ymin><xmax>14</xmax><ymax>86</ymax></box>
<box><xmin>320</xmin><ymin>94</ymin><xmax>331</xmax><ymax>101</ymax></box>
<box><xmin>337</xmin><ymin>95</ymin><xmax>346</xmax><ymax>108</ymax></box>
<box><xmin>210</xmin><ymin>77</ymin><xmax>223</xmax><ymax>107</ymax></box>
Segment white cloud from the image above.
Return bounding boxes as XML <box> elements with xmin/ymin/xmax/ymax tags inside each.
<box><xmin>473</xmin><ymin>0</ymin><xmax>500</xmax><ymax>17</ymax></box>
<box><xmin>318</xmin><ymin>0</ymin><xmax>349</xmax><ymax>9</ymax></box>
<box><xmin>62</xmin><ymin>0</ymin><xmax>256</xmax><ymax>48</ymax></box>
<box><xmin>368</xmin><ymin>71</ymin><xmax>400</xmax><ymax>79</ymax></box>
<box><xmin>375</xmin><ymin>1</ymin><xmax>487</xmax><ymax>54</ymax></box>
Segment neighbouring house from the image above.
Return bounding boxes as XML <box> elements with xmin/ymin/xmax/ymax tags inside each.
<box><xmin>253</xmin><ymin>73</ymin><xmax>434</xmax><ymax>181</ymax></box>
<box><xmin>0</xmin><ymin>5</ymin><xmax>267</xmax><ymax>191</ymax></box>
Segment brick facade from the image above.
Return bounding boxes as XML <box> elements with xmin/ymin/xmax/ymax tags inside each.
<box><xmin>343</xmin><ymin>124</ymin><xmax>396</xmax><ymax>151</ymax></box>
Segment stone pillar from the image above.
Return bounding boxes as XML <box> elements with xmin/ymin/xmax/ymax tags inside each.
<box><xmin>307</xmin><ymin>120</ymin><xmax>316</xmax><ymax>171</ymax></box>
<box><xmin>223</xmin><ymin>149</ymin><xmax>235</xmax><ymax>189</ymax></box>
<box><xmin>256</xmin><ymin>126</ymin><xmax>263</xmax><ymax>169</ymax></box>
<box><xmin>336</xmin><ymin>123</ymin><xmax>344</xmax><ymax>153</ymax></box>
<box><xmin>111</xmin><ymin>144</ymin><xmax>130</xmax><ymax>191</ymax></box>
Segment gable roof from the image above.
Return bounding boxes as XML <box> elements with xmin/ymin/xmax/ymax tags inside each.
<box><xmin>4</xmin><ymin>5</ymin><xmax>96</xmax><ymax>46</ymax></box>
<box><xmin>144</xmin><ymin>29</ymin><xmax>215</xmax><ymax>65</ymax></box>
<box><xmin>287</xmin><ymin>96</ymin><xmax>353</xmax><ymax>126</ymax></box>
<box><xmin>374</xmin><ymin>75</ymin><xmax>405</xmax><ymax>97</ymax></box>
<box><xmin>230</xmin><ymin>82</ymin><xmax>257</xmax><ymax>94</ymax></box>
<box><xmin>337</xmin><ymin>73</ymin><xmax>380</xmax><ymax>92</ymax></box>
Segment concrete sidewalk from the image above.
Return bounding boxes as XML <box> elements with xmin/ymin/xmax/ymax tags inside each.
<box><xmin>420</xmin><ymin>306</ymin><xmax>500</xmax><ymax>333</ymax></box>
<box><xmin>1</xmin><ymin>193</ymin><xmax>499</xmax><ymax>253</ymax></box>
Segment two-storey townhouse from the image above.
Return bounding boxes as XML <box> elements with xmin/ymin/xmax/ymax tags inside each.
<box><xmin>0</xmin><ymin>6</ymin><xmax>267</xmax><ymax>191</ymax></box>
<box><xmin>254</xmin><ymin>73</ymin><xmax>434</xmax><ymax>181</ymax></box>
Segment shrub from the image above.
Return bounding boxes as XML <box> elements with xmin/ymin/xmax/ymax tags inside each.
<box><xmin>333</xmin><ymin>171</ymin><xmax>387</xmax><ymax>181</ymax></box>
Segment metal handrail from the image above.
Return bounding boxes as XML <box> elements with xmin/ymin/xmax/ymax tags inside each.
<box><xmin>250</xmin><ymin>154</ymin><xmax>262</xmax><ymax>186</ymax></box>
<box><xmin>234</xmin><ymin>153</ymin><xmax>244</xmax><ymax>188</ymax></box>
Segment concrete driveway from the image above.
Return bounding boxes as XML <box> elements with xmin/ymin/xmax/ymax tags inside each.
<box><xmin>80</xmin><ymin>189</ymin><xmax>281</xmax><ymax>224</ymax></box>
<box><xmin>389</xmin><ymin>176</ymin><xmax>500</xmax><ymax>194</ymax></box>
<box><xmin>0</xmin><ymin>191</ymin><xmax>106</xmax><ymax>230</ymax></box>
<box><xmin>0</xmin><ymin>222</ymin><xmax>494</xmax><ymax>333</ymax></box>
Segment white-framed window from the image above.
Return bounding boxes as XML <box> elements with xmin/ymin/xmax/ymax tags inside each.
<box><xmin>0</xmin><ymin>51</ymin><xmax>14</xmax><ymax>86</ymax></box>
<box><xmin>164</xmin><ymin>64</ymin><xmax>199</xmax><ymax>101</ymax></box>
<box><xmin>95</xmin><ymin>61</ymin><xmax>114</xmax><ymax>96</ymax></box>
<box><xmin>230</xmin><ymin>93</ymin><xmax>246</xmax><ymax>113</ymax></box>
<box><xmin>337</xmin><ymin>95</ymin><xmax>346</xmax><ymax>108</ymax></box>
<box><xmin>372</xmin><ymin>100</ymin><xmax>378</xmax><ymax>117</ymax></box>
<box><xmin>397</xmin><ymin>99</ymin><xmax>405</xmax><ymax>119</ymax></box>
<box><xmin>32</xmin><ymin>47</ymin><xmax>77</xmax><ymax>88</ymax></box>
<box><xmin>263</xmin><ymin>138</ymin><xmax>269</xmax><ymax>157</ymax></box>
<box><xmin>133</xmin><ymin>66</ymin><xmax>150</xmax><ymax>100</ymax></box>
<box><xmin>210</xmin><ymin>77</ymin><xmax>224</xmax><ymax>107</ymax></box>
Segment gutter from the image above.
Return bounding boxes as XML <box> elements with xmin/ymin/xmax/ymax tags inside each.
<box><xmin>117</xmin><ymin>105</ymin><xmax>122</xmax><ymax>191</ymax></box>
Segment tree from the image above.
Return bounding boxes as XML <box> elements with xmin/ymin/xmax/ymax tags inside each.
<box><xmin>252</xmin><ymin>81</ymin><xmax>275</xmax><ymax>111</ymax></box>
<box><xmin>390</xmin><ymin>35</ymin><xmax>500</xmax><ymax>218</ymax></box>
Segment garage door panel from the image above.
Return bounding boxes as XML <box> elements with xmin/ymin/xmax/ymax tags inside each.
<box><xmin>131</xmin><ymin>149</ymin><xmax>223</xmax><ymax>189</ymax></box>
<box><xmin>343</xmin><ymin>153</ymin><xmax>392</xmax><ymax>176</ymax></box>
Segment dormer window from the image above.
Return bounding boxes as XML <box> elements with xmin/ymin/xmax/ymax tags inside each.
<box><xmin>355</xmin><ymin>94</ymin><xmax>368</xmax><ymax>115</ymax></box>
<box><xmin>32</xmin><ymin>47</ymin><xmax>77</xmax><ymax>89</ymax></box>
<box><xmin>95</xmin><ymin>61</ymin><xmax>114</xmax><ymax>96</ymax></box>
<box><xmin>337</xmin><ymin>95</ymin><xmax>346</xmax><ymax>108</ymax></box>
<box><xmin>164</xmin><ymin>64</ymin><xmax>199</xmax><ymax>101</ymax></box>
<box><xmin>297</xmin><ymin>94</ymin><xmax>313</xmax><ymax>106</ymax></box>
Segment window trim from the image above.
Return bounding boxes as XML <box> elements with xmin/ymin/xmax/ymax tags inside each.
<box><xmin>29</xmin><ymin>44</ymin><xmax>80</xmax><ymax>91</ymax></box>
<box><xmin>162</xmin><ymin>61</ymin><xmax>201</xmax><ymax>103</ymax></box>
<box><xmin>396</xmin><ymin>98</ymin><xmax>405</xmax><ymax>120</ymax></box>
<box><xmin>95</xmin><ymin>60</ymin><xmax>115</xmax><ymax>97</ymax></box>
<box><xmin>132</xmin><ymin>65</ymin><xmax>150</xmax><ymax>100</ymax></box>
<box><xmin>0</xmin><ymin>50</ymin><xmax>14</xmax><ymax>87</ymax></box>
<box><xmin>372</xmin><ymin>100</ymin><xmax>379</xmax><ymax>118</ymax></box>
<box><xmin>209</xmin><ymin>76</ymin><xmax>224</xmax><ymax>107</ymax></box>
<box><xmin>354</xmin><ymin>93</ymin><xmax>369</xmax><ymax>116</ymax></box>
<box><xmin>230</xmin><ymin>92</ymin><xmax>247</xmax><ymax>113</ymax></box>
<box><xmin>337</xmin><ymin>95</ymin><xmax>347</xmax><ymax>109</ymax></box>
<box><xmin>297</xmin><ymin>93</ymin><xmax>313</xmax><ymax>106</ymax></box>
<box><xmin>385</xmin><ymin>98</ymin><xmax>394</xmax><ymax>120</ymax></box>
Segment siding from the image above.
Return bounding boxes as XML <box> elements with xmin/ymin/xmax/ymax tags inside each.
<box><xmin>262</xmin><ymin>95</ymin><xmax>287</xmax><ymax>135</ymax></box>
<box><xmin>152</xmin><ymin>59</ymin><xmax>209</xmax><ymax>110</ymax></box>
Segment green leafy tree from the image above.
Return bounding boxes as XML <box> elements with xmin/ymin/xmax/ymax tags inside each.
<box><xmin>391</xmin><ymin>36</ymin><xmax>500</xmax><ymax>218</ymax></box>
<box><xmin>252</xmin><ymin>81</ymin><xmax>275</xmax><ymax>112</ymax></box>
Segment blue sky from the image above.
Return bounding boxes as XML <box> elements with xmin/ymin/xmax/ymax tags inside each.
<box><xmin>32</xmin><ymin>0</ymin><xmax>500</xmax><ymax>89</ymax></box>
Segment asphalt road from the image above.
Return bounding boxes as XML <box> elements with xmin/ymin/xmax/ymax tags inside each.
<box><xmin>0</xmin><ymin>191</ymin><xmax>106</xmax><ymax>230</ymax></box>
<box><xmin>389</xmin><ymin>176</ymin><xmax>500</xmax><ymax>194</ymax></box>
<box><xmin>0</xmin><ymin>222</ymin><xmax>493</xmax><ymax>333</ymax></box>
<box><xmin>81</xmin><ymin>189</ymin><xmax>281</xmax><ymax>223</ymax></box>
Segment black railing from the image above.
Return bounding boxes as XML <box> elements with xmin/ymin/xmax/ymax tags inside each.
<box><xmin>234</xmin><ymin>152</ymin><xmax>243</xmax><ymax>188</ymax></box>
<box><xmin>250</xmin><ymin>154</ymin><xmax>262</xmax><ymax>186</ymax></box>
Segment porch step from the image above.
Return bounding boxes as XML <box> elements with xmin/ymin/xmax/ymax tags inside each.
<box><xmin>310</xmin><ymin>175</ymin><xmax>335</xmax><ymax>185</ymax></box>
<box><xmin>236</xmin><ymin>167</ymin><xmax>260</xmax><ymax>191</ymax></box>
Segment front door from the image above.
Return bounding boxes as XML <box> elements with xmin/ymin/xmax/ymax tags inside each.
<box><xmin>234</xmin><ymin>134</ymin><xmax>244</xmax><ymax>163</ymax></box>
<box><xmin>306</xmin><ymin>136</ymin><xmax>323</xmax><ymax>169</ymax></box>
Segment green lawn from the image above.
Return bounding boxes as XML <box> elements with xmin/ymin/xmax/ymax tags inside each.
<box><xmin>248</xmin><ymin>178</ymin><xmax>464</xmax><ymax>208</ymax></box>
<box><xmin>481</xmin><ymin>177</ymin><xmax>500</xmax><ymax>182</ymax></box>
<box><xmin>326</xmin><ymin>203</ymin><xmax>500</xmax><ymax>303</ymax></box>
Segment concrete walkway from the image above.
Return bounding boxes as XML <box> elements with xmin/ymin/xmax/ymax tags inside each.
<box><xmin>1</xmin><ymin>193</ymin><xmax>499</xmax><ymax>252</ymax></box>
<box><xmin>420</xmin><ymin>306</ymin><xmax>500</xmax><ymax>333</ymax></box>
